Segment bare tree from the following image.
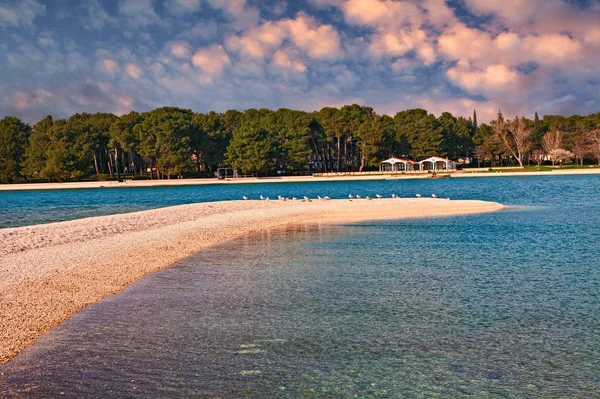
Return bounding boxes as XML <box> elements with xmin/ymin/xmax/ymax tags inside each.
<box><xmin>548</xmin><ymin>149</ymin><xmax>574</xmax><ymax>167</ymax></box>
<box><xmin>493</xmin><ymin>113</ymin><xmax>533</xmax><ymax>168</ymax></box>
<box><xmin>587</xmin><ymin>129</ymin><xmax>600</xmax><ymax>165</ymax></box>
<box><xmin>531</xmin><ymin>149</ymin><xmax>545</xmax><ymax>170</ymax></box>
<box><xmin>541</xmin><ymin>130</ymin><xmax>563</xmax><ymax>165</ymax></box>
<box><xmin>541</xmin><ymin>130</ymin><xmax>564</xmax><ymax>166</ymax></box>
<box><xmin>568</xmin><ymin>135</ymin><xmax>590</xmax><ymax>167</ymax></box>
<box><xmin>474</xmin><ymin>145</ymin><xmax>490</xmax><ymax>168</ymax></box>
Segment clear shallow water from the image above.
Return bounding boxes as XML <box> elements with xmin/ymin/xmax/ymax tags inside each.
<box><xmin>1</xmin><ymin>175</ymin><xmax>600</xmax><ymax>398</ymax></box>
<box><xmin>1</xmin><ymin>174</ymin><xmax>598</xmax><ymax>228</ymax></box>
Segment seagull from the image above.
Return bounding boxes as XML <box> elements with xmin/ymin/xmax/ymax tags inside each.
<box><xmin>432</xmin><ymin>194</ymin><xmax>437</xmax><ymax>198</ymax></box>
<box><xmin>242</xmin><ymin>195</ymin><xmax>248</xmax><ymax>200</ymax></box>
<box><xmin>317</xmin><ymin>195</ymin><xmax>323</xmax><ymax>200</ymax></box>
<box><xmin>323</xmin><ymin>196</ymin><xmax>331</xmax><ymax>201</ymax></box>
<box><xmin>292</xmin><ymin>197</ymin><xmax>298</xmax><ymax>201</ymax></box>
<box><xmin>278</xmin><ymin>195</ymin><xmax>283</xmax><ymax>200</ymax></box>
<box><xmin>376</xmin><ymin>194</ymin><xmax>382</xmax><ymax>199</ymax></box>
<box><xmin>356</xmin><ymin>194</ymin><xmax>362</xmax><ymax>199</ymax></box>
<box><xmin>303</xmin><ymin>196</ymin><xmax>309</xmax><ymax>201</ymax></box>
<box><xmin>348</xmin><ymin>194</ymin><xmax>354</xmax><ymax>199</ymax></box>
<box><xmin>392</xmin><ymin>193</ymin><xmax>397</xmax><ymax>198</ymax></box>
<box><xmin>266</xmin><ymin>197</ymin><xmax>270</xmax><ymax>201</ymax></box>
<box><xmin>366</xmin><ymin>196</ymin><xmax>372</xmax><ymax>200</ymax></box>
<box><xmin>416</xmin><ymin>193</ymin><xmax>422</xmax><ymax>198</ymax></box>
<box><xmin>260</xmin><ymin>195</ymin><xmax>265</xmax><ymax>200</ymax></box>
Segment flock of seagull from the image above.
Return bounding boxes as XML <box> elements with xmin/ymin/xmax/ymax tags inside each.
<box><xmin>242</xmin><ymin>193</ymin><xmax>444</xmax><ymax>201</ymax></box>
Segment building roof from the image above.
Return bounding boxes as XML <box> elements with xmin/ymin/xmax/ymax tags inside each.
<box><xmin>420</xmin><ymin>156</ymin><xmax>455</xmax><ymax>163</ymax></box>
<box><xmin>381</xmin><ymin>158</ymin><xmax>417</xmax><ymax>164</ymax></box>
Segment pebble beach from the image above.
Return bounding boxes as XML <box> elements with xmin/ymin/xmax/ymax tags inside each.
<box><xmin>0</xmin><ymin>198</ymin><xmax>503</xmax><ymax>364</ymax></box>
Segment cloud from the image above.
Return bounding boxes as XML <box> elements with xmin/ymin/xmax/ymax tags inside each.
<box><xmin>271</xmin><ymin>49</ymin><xmax>307</xmax><ymax>73</ymax></box>
<box><xmin>191</xmin><ymin>44</ymin><xmax>231</xmax><ymax>80</ymax></box>
<box><xmin>206</xmin><ymin>0</ymin><xmax>259</xmax><ymax>31</ymax></box>
<box><xmin>464</xmin><ymin>0</ymin><xmax>541</xmax><ymax>25</ymax></box>
<box><xmin>118</xmin><ymin>0</ymin><xmax>163</xmax><ymax>27</ymax></box>
<box><xmin>225</xmin><ymin>12</ymin><xmax>342</xmax><ymax>61</ymax></box>
<box><xmin>165</xmin><ymin>0</ymin><xmax>202</xmax><ymax>16</ymax></box>
<box><xmin>439</xmin><ymin>23</ymin><xmax>583</xmax><ymax>68</ymax></box>
<box><xmin>126</xmin><ymin>63</ymin><xmax>142</xmax><ymax>79</ymax></box>
<box><xmin>446</xmin><ymin>63</ymin><xmax>521</xmax><ymax>93</ymax></box>
<box><xmin>98</xmin><ymin>58</ymin><xmax>120</xmax><ymax>75</ymax></box>
<box><xmin>84</xmin><ymin>0</ymin><xmax>117</xmax><ymax>30</ymax></box>
<box><xmin>168</xmin><ymin>41</ymin><xmax>192</xmax><ymax>58</ymax></box>
<box><xmin>285</xmin><ymin>12</ymin><xmax>342</xmax><ymax>59</ymax></box>
<box><xmin>0</xmin><ymin>0</ymin><xmax>45</xmax><ymax>27</ymax></box>
<box><xmin>369</xmin><ymin>28</ymin><xmax>436</xmax><ymax>64</ymax></box>
<box><xmin>1</xmin><ymin>0</ymin><xmax>599</xmax><ymax>126</ymax></box>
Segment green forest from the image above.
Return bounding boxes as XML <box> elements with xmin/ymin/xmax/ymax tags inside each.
<box><xmin>1</xmin><ymin>104</ymin><xmax>600</xmax><ymax>183</ymax></box>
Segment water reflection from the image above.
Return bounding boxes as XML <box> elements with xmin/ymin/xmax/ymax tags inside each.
<box><xmin>1</xmin><ymin>209</ymin><xmax>599</xmax><ymax>397</ymax></box>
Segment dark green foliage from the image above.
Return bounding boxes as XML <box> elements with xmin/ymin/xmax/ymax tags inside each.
<box><xmin>2</xmin><ymin>106</ymin><xmax>600</xmax><ymax>182</ymax></box>
<box><xmin>22</xmin><ymin>116</ymin><xmax>53</xmax><ymax>178</ymax></box>
<box><xmin>0</xmin><ymin>116</ymin><xmax>31</xmax><ymax>182</ymax></box>
<box><xmin>134</xmin><ymin>107</ymin><xmax>195</xmax><ymax>178</ymax></box>
<box><xmin>225</xmin><ymin>127</ymin><xmax>277</xmax><ymax>175</ymax></box>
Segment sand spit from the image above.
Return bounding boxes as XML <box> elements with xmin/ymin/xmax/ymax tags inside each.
<box><xmin>0</xmin><ymin>198</ymin><xmax>503</xmax><ymax>364</ymax></box>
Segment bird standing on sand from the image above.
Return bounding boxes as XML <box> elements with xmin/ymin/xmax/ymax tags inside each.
<box><xmin>376</xmin><ymin>194</ymin><xmax>382</xmax><ymax>199</ymax></box>
<box><xmin>366</xmin><ymin>196</ymin><xmax>372</xmax><ymax>200</ymax></box>
<box><xmin>349</xmin><ymin>194</ymin><xmax>354</xmax><ymax>199</ymax></box>
<box><xmin>392</xmin><ymin>193</ymin><xmax>397</xmax><ymax>198</ymax></box>
<box><xmin>432</xmin><ymin>194</ymin><xmax>437</xmax><ymax>198</ymax></box>
<box><xmin>356</xmin><ymin>194</ymin><xmax>362</xmax><ymax>199</ymax></box>
<box><xmin>303</xmin><ymin>196</ymin><xmax>309</xmax><ymax>201</ymax></box>
<box><xmin>260</xmin><ymin>195</ymin><xmax>265</xmax><ymax>200</ymax></box>
<box><xmin>242</xmin><ymin>196</ymin><xmax>248</xmax><ymax>200</ymax></box>
<box><xmin>324</xmin><ymin>196</ymin><xmax>331</xmax><ymax>201</ymax></box>
<box><xmin>416</xmin><ymin>193</ymin><xmax>422</xmax><ymax>198</ymax></box>
<box><xmin>317</xmin><ymin>195</ymin><xmax>323</xmax><ymax>200</ymax></box>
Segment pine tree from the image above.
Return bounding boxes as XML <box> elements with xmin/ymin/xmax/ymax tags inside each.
<box><xmin>0</xmin><ymin>116</ymin><xmax>31</xmax><ymax>182</ymax></box>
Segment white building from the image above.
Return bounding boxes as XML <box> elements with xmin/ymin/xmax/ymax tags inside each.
<box><xmin>379</xmin><ymin>158</ymin><xmax>419</xmax><ymax>172</ymax></box>
<box><xmin>419</xmin><ymin>156</ymin><xmax>456</xmax><ymax>171</ymax></box>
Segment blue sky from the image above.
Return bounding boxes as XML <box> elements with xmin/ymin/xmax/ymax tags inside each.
<box><xmin>1</xmin><ymin>0</ymin><xmax>599</xmax><ymax>123</ymax></box>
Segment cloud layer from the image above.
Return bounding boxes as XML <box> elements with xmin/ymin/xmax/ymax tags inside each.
<box><xmin>1</xmin><ymin>0</ymin><xmax>599</xmax><ymax>123</ymax></box>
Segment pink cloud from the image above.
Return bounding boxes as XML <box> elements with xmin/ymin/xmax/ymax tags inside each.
<box><xmin>98</xmin><ymin>58</ymin><xmax>120</xmax><ymax>75</ymax></box>
<box><xmin>447</xmin><ymin>63</ymin><xmax>522</xmax><ymax>94</ymax></box>
<box><xmin>272</xmin><ymin>49</ymin><xmax>307</xmax><ymax>73</ymax></box>
<box><xmin>192</xmin><ymin>45</ymin><xmax>231</xmax><ymax>80</ymax></box>
<box><xmin>169</xmin><ymin>42</ymin><xmax>192</xmax><ymax>58</ymax></box>
<box><xmin>126</xmin><ymin>63</ymin><xmax>142</xmax><ymax>79</ymax></box>
<box><xmin>285</xmin><ymin>13</ymin><xmax>342</xmax><ymax>60</ymax></box>
<box><xmin>225</xmin><ymin>12</ymin><xmax>341</xmax><ymax>61</ymax></box>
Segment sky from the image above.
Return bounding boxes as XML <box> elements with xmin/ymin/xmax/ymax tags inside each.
<box><xmin>1</xmin><ymin>0</ymin><xmax>599</xmax><ymax>124</ymax></box>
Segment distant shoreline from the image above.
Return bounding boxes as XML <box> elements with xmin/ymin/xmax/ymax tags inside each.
<box><xmin>0</xmin><ymin>198</ymin><xmax>503</xmax><ymax>365</ymax></box>
<box><xmin>1</xmin><ymin>168</ymin><xmax>599</xmax><ymax>191</ymax></box>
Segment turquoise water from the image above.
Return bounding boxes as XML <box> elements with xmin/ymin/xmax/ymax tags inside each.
<box><xmin>1</xmin><ymin>175</ymin><xmax>599</xmax><ymax>397</ymax></box>
<box><xmin>0</xmin><ymin>175</ymin><xmax>598</xmax><ymax>228</ymax></box>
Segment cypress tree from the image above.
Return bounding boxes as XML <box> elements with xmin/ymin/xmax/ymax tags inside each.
<box><xmin>473</xmin><ymin>110</ymin><xmax>478</xmax><ymax>135</ymax></box>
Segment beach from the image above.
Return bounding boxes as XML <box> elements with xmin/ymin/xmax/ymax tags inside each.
<box><xmin>0</xmin><ymin>198</ymin><xmax>502</xmax><ymax>364</ymax></box>
<box><xmin>1</xmin><ymin>168</ymin><xmax>600</xmax><ymax>191</ymax></box>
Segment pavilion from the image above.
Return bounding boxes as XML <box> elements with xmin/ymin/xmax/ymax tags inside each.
<box><xmin>419</xmin><ymin>156</ymin><xmax>456</xmax><ymax>171</ymax></box>
<box><xmin>379</xmin><ymin>158</ymin><xmax>420</xmax><ymax>172</ymax></box>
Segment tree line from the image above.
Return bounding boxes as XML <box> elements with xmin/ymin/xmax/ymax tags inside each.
<box><xmin>1</xmin><ymin>105</ymin><xmax>600</xmax><ymax>183</ymax></box>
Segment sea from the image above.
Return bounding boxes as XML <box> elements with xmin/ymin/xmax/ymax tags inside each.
<box><xmin>0</xmin><ymin>175</ymin><xmax>599</xmax><ymax>398</ymax></box>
